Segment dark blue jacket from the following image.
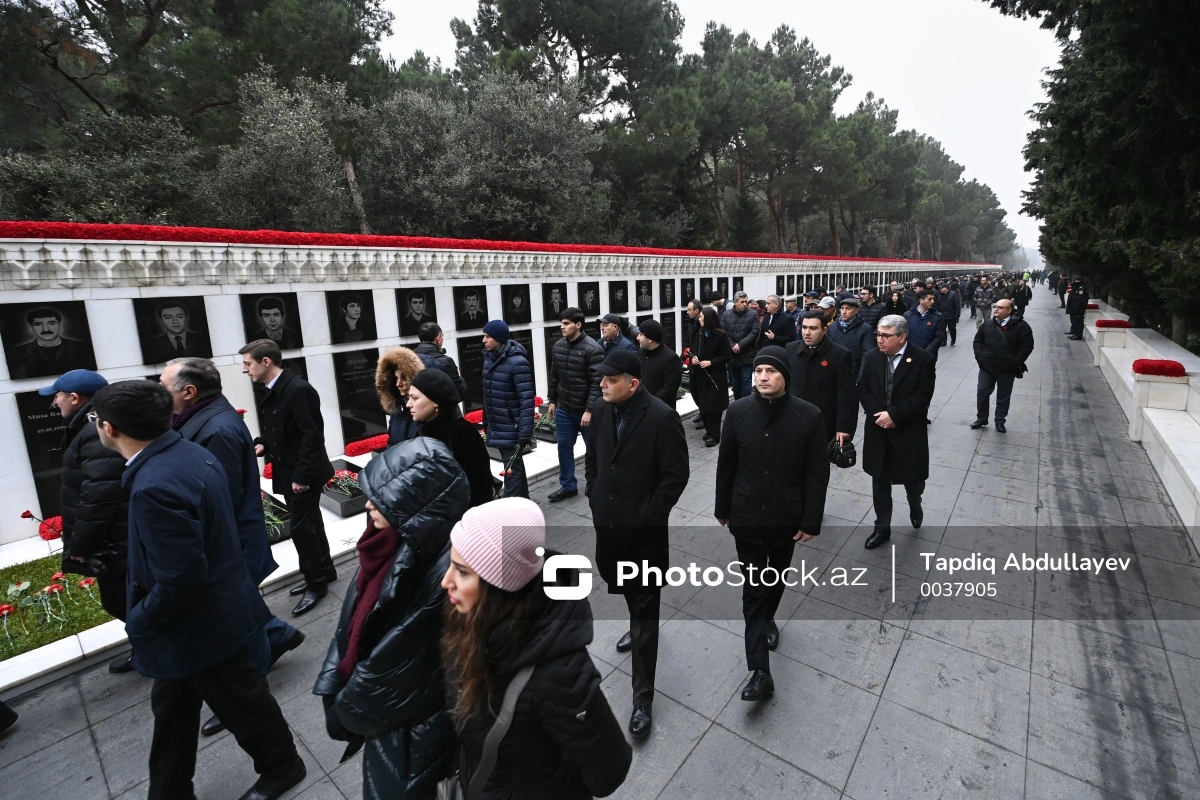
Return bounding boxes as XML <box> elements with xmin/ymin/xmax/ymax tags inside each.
<box><xmin>482</xmin><ymin>339</ymin><xmax>535</xmax><ymax>449</ymax></box>
<box><xmin>903</xmin><ymin>307</ymin><xmax>946</xmax><ymax>356</ymax></box>
<box><xmin>827</xmin><ymin>314</ymin><xmax>875</xmax><ymax>380</ymax></box>
<box><xmin>124</xmin><ymin>432</ymin><xmax>269</xmax><ymax>680</ymax></box>
<box><xmin>601</xmin><ymin>334</ymin><xmax>637</xmax><ymax>355</ymax></box>
<box><xmin>176</xmin><ymin>395</ymin><xmax>279</xmax><ymax>585</ymax></box>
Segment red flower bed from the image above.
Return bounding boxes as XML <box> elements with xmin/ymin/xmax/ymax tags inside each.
<box><xmin>345</xmin><ymin>434</ymin><xmax>389</xmax><ymax>457</ymax></box>
<box><xmin>1133</xmin><ymin>359</ymin><xmax>1187</xmax><ymax>378</ymax></box>
<box><xmin>1086</xmin><ymin>303</ymin><xmax>1100</xmax><ymax>309</ymax></box>
<box><xmin>0</xmin><ymin>220</ymin><xmax>991</xmax><ymax>267</ymax></box>
<box><xmin>1095</xmin><ymin>320</ymin><xmax>1132</xmax><ymax>329</ymax></box>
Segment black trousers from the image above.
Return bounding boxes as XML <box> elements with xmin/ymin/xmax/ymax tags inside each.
<box><xmin>624</xmin><ymin>589</ymin><xmax>661</xmax><ymax>707</ymax></box>
<box><xmin>701</xmin><ymin>411</ymin><xmax>723</xmax><ymax>441</ymax></box>
<box><xmin>1069</xmin><ymin>311</ymin><xmax>1085</xmax><ymax>337</ymax></box>
<box><xmin>732</xmin><ymin>533</ymin><xmax>795</xmax><ymax>672</ymax></box>
<box><xmin>946</xmin><ymin>318</ymin><xmax>957</xmax><ymax>345</ymax></box>
<box><xmin>284</xmin><ymin>484</ymin><xmax>333</xmax><ymax>586</ymax></box>
<box><xmin>97</xmin><ymin>572</ymin><xmax>127</xmax><ymax>621</ymax></box>
<box><xmin>977</xmin><ymin>369</ymin><xmax>1016</xmax><ymax>424</ymax></box>
<box><xmin>148</xmin><ymin>646</ymin><xmax>297</xmax><ymax>800</ymax></box>
<box><xmin>871</xmin><ymin>477</ymin><xmax>926</xmax><ymax>533</ymax></box>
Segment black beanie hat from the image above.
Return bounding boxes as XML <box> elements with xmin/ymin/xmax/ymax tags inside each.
<box><xmin>411</xmin><ymin>367</ymin><xmax>460</xmax><ymax>408</ymax></box>
<box><xmin>754</xmin><ymin>346</ymin><xmax>791</xmax><ymax>385</ymax></box>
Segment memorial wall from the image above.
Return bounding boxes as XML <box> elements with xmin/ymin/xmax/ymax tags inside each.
<box><xmin>0</xmin><ymin>222</ymin><xmax>980</xmax><ymax>544</ymax></box>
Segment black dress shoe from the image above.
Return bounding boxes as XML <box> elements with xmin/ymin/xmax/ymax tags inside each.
<box><xmin>0</xmin><ymin>701</ymin><xmax>17</xmax><ymax>735</ymax></box>
<box><xmin>1067</xmin><ymin>335</ymin><xmax>1082</xmax><ymax>340</ymax></box>
<box><xmin>268</xmin><ymin>628</ymin><xmax>306</xmax><ymax>668</ymax></box>
<box><xmin>970</xmin><ymin>420</ymin><xmax>987</xmax><ymax>429</ymax></box>
<box><xmin>705</xmin><ymin>437</ymin><xmax>719</xmax><ymax>448</ymax></box>
<box><xmin>995</xmin><ymin>421</ymin><xmax>1007</xmax><ymax>433</ymax></box>
<box><xmin>288</xmin><ymin>569</ymin><xmax>337</xmax><ymax>596</ymax></box>
<box><xmin>616</xmin><ymin>631</ymin><xmax>633</xmax><ymax>653</ymax></box>
<box><xmin>547</xmin><ymin>488</ymin><xmax>578</xmax><ymax>502</ymax></box>
<box><xmin>766</xmin><ymin>622</ymin><xmax>779</xmax><ymax>651</ymax></box>
<box><xmin>108</xmin><ymin>652</ymin><xmax>134</xmax><ymax>674</ymax></box>
<box><xmin>864</xmin><ymin>529</ymin><xmax>891</xmax><ymax>549</ymax></box>
<box><xmin>910</xmin><ymin>501</ymin><xmax>923</xmax><ymax>529</ymax></box>
<box><xmin>740</xmin><ymin>669</ymin><xmax>775</xmax><ymax>701</ymax></box>
<box><xmin>291</xmin><ymin>586</ymin><xmax>327</xmax><ymax>617</ymax></box>
<box><xmin>236</xmin><ymin>756</ymin><xmax>306</xmax><ymax>800</ymax></box>
<box><xmin>201</xmin><ymin>714</ymin><xmax>227</xmax><ymax>737</ymax></box>
<box><xmin>629</xmin><ymin>705</ymin><xmax>652</xmax><ymax>739</ymax></box>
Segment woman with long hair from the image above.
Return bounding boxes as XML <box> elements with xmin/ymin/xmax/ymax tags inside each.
<box><xmin>689</xmin><ymin>305</ymin><xmax>732</xmax><ymax>446</ymax></box>
<box><xmin>441</xmin><ymin>498</ymin><xmax>632</xmax><ymax>799</ymax></box>
<box><xmin>313</xmin><ymin>438</ymin><xmax>472</xmax><ymax>800</ymax></box>
<box><xmin>376</xmin><ymin>347</ymin><xmax>426</xmax><ymax>446</ymax></box>
<box><xmin>884</xmin><ymin>290</ymin><xmax>908</xmax><ymax>316</ymax></box>
<box><xmin>407</xmin><ymin>368</ymin><xmax>496</xmax><ymax>507</ymax></box>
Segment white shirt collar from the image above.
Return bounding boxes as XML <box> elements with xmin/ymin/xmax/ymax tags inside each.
<box><xmin>266</xmin><ymin>372</ymin><xmax>282</xmax><ymax>390</ymax></box>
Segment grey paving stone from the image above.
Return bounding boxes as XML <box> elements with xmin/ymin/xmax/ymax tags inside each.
<box><xmin>928</xmin><ymin>448</ymin><xmax>977</xmax><ymax>472</ymax></box>
<box><xmin>1023</xmin><ymin>761</ymin><xmax>1129</xmax><ymax>800</ymax></box>
<box><xmin>1027</xmin><ymin>674</ymin><xmax>1200</xmax><ymax>798</ymax></box>
<box><xmin>954</xmin><ymin>489</ymin><xmax>1038</xmax><ymax>526</ymax></box>
<box><xmin>669</xmin><ymin>522</ymin><xmax>736</xmax><ymax>565</ymax></box>
<box><xmin>328</xmin><ymin>752</ymin><xmax>364</xmax><ymax>799</ymax></box>
<box><xmin>960</xmin><ymin>471</ymin><xmax>1040</xmax><ymax>502</ymax></box>
<box><xmin>656</xmin><ymin>724</ymin><xmax>840</xmax><ymax>800</ymax></box>
<box><xmin>1038</xmin><ymin>482</ymin><xmax>1126</xmax><ymax>523</ymax></box>
<box><xmin>844</xmin><ymin>699</ymin><xmax>1026</xmax><ymax>800</ymax></box>
<box><xmin>1164</xmin><ymin>648</ymin><xmax>1200</xmax><ymax>732</ymax></box>
<box><xmin>599</xmin><ymin>674</ymin><xmax>712</xmax><ymax>800</ymax></box>
<box><xmin>279</xmin><ymin>690</ymin><xmax>346</xmax><ymax>776</ymax></box>
<box><xmin>806</xmin><ymin>521</ymin><xmax>862</xmax><ymax>555</ymax></box>
<box><xmin>922</xmin><ymin>465</ymin><xmax>969</xmax><ymax>492</ymax></box>
<box><xmin>1033</xmin><ymin>572</ymin><xmax>1162</xmax><ymax>649</ymax></box>
<box><xmin>1153</xmin><ymin>595</ymin><xmax>1200</xmax><ymax>660</ymax></box>
<box><xmin>92</xmin><ymin>698</ymin><xmax>155</xmax><ymax>795</ymax></box>
<box><xmin>1130</xmin><ymin>525</ymin><xmax>1200</xmax><ymax>567</ymax></box>
<box><xmin>0</xmin><ymin>676</ymin><xmax>89</xmax><ymax>769</ymax></box>
<box><xmin>940</xmin><ymin>521</ymin><xmax>1037</xmax><ymax>559</ymax></box>
<box><xmin>780</xmin><ymin>597</ymin><xmax>906</xmax><ymax>695</ymax></box>
<box><xmin>715</xmin><ymin>653</ymin><xmax>878</xmax><ymax>789</ymax></box>
<box><xmin>908</xmin><ymin>602</ymin><xmax>1033</xmax><ymax>670</ymax></box>
<box><xmin>676</xmin><ymin>552</ymin><xmax>816</xmax><ymax>627</ymax></box>
<box><xmin>0</xmin><ymin>729</ymin><xmax>109</xmax><ymax>799</ymax></box>
<box><xmin>1033</xmin><ymin>532</ymin><xmax>1147</xmax><ymax>596</ymax></box>
<box><xmin>975</xmin><ymin>439</ymin><xmax>1040</xmax><ymax>465</ymax></box>
<box><xmin>1135</xmin><ymin>555</ymin><xmax>1200</xmax><ymax>609</ymax></box>
<box><xmin>824</xmin><ymin>487</ymin><xmax>876</xmax><ymax>525</ymax></box>
<box><xmin>928</xmin><ymin>542</ymin><xmax>1036</xmax><ymax>612</ymax></box>
<box><xmin>1112</xmin><ymin>475</ymin><xmax>1175</xmax><ymax>504</ymax></box>
<box><xmin>806</xmin><ymin>555</ymin><xmax>923</xmax><ymax>627</ymax></box>
<box><xmin>1119</xmin><ymin>497</ymin><xmax>1183</xmax><ymax>529</ymax></box>
<box><xmin>1031</xmin><ymin>619</ymin><xmax>1183</xmax><ymax>723</ymax></box>
<box><xmin>77</xmin><ymin>660</ymin><xmax>153</xmax><ymax>726</ymax></box>
<box><xmin>851</xmin><ymin>530</ymin><xmax>936</xmax><ymax>580</ymax></box>
<box><xmin>268</xmin><ymin>607</ymin><xmax>341</xmax><ymax>705</ymax></box>
<box><xmin>264</xmin><ymin>579</ymin><xmax>340</xmax><ymax>624</ymax></box>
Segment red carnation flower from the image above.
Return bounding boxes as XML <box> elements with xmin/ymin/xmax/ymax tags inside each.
<box><xmin>20</xmin><ymin>510</ymin><xmax>32</xmax><ymax>519</ymax></box>
<box><xmin>534</xmin><ymin>396</ymin><xmax>544</xmax><ymax>407</ymax></box>
<box><xmin>38</xmin><ymin>516</ymin><xmax>63</xmax><ymax>541</ymax></box>
<box><xmin>0</xmin><ymin>604</ymin><xmax>13</xmax><ymax>616</ymax></box>
<box><xmin>45</xmin><ymin>584</ymin><xmax>64</xmax><ymax>594</ymax></box>
<box><xmin>263</xmin><ymin>463</ymin><xmax>273</xmax><ymax>478</ymax></box>
<box><xmin>79</xmin><ymin>578</ymin><xmax>97</xmax><ymax>588</ymax></box>
<box><xmin>464</xmin><ymin>410</ymin><xmax>485</xmax><ymax>425</ymax></box>
<box><xmin>52</xmin><ymin>571</ymin><xmax>64</xmax><ymax>581</ymax></box>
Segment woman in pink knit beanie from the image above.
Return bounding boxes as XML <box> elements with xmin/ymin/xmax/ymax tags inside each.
<box><xmin>440</xmin><ymin>497</ymin><xmax>631</xmax><ymax>799</ymax></box>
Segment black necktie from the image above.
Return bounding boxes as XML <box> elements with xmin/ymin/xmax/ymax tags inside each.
<box><xmin>885</xmin><ymin>355</ymin><xmax>897</xmax><ymax>405</ymax></box>
<box><xmin>173</xmin><ymin>335</ymin><xmax>184</xmax><ymax>354</ymax></box>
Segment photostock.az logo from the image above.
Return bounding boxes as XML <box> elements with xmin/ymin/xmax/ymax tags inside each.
<box><xmin>537</xmin><ymin>548</ymin><xmax>593</xmax><ymax>600</ymax></box>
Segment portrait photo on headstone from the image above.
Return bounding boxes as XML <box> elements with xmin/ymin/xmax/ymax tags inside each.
<box><xmin>240</xmin><ymin>292</ymin><xmax>304</xmax><ymax>350</ymax></box>
<box><xmin>699</xmin><ymin>278</ymin><xmax>713</xmax><ymax>302</ymax></box>
<box><xmin>576</xmin><ymin>281</ymin><xmax>600</xmax><ymax>317</ymax></box>
<box><xmin>542</xmin><ymin>282</ymin><xmax>569</xmax><ymax>321</ymax></box>
<box><xmin>396</xmin><ymin>287</ymin><xmax>438</xmax><ymax>337</ymax></box>
<box><xmin>453</xmin><ymin>285</ymin><xmax>489</xmax><ymax>330</ymax></box>
<box><xmin>777</xmin><ymin>275</ymin><xmax>786</xmax><ymax>295</ymax></box>
<box><xmin>133</xmin><ymin>296</ymin><xmax>213</xmax><ymax>365</ymax></box>
<box><xmin>659</xmin><ymin>279</ymin><xmax>676</xmax><ymax>309</ymax></box>
<box><xmin>681</xmin><ymin>278</ymin><xmax>695</xmax><ymax>304</ymax></box>
<box><xmin>608</xmin><ymin>280</ymin><xmax>629</xmax><ymax>314</ymax></box>
<box><xmin>325</xmin><ymin>290</ymin><xmax>378</xmax><ymax>344</ymax></box>
<box><xmin>635</xmin><ymin>281</ymin><xmax>654</xmax><ymax>311</ymax></box>
<box><xmin>1</xmin><ymin>300</ymin><xmax>98</xmax><ymax>380</ymax></box>
<box><xmin>734</xmin><ymin>276</ymin><xmax>744</xmax><ymax>293</ymax></box>
<box><xmin>717</xmin><ymin>277</ymin><xmax>729</xmax><ymax>301</ymax></box>
<box><xmin>502</xmin><ymin>284</ymin><xmax>532</xmax><ymax>325</ymax></box>
<box><xmin>787</xmin><ymin>275</ymin><xmax>795</xmax><ymax>295</ymax></box>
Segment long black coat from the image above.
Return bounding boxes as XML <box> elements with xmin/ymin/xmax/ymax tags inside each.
<box><xmin>637</xmin><ymin>344</ymin><xmax>683</xmax><ymax>409</ymax></box>
<box><xmin>256</xmin><ymin>369</ymin><xmax>334</xmax><ymax>493</ymax></box>
<box><xmin>974</xmin><ymin>318</ymin><xmax>1035</xmax><ymax>377</ymax></box>
<box><xmin>786</xmin><ymin>337</ymin><xmax>858</xmax><ymax>444</ymax></box>
<box><xmin>59</xmin><ymin>400</ymin><xmax>128</xmax><ymax>575</ymax></box>
<box><xmin>314</xmin><ymin>439</ymin><xmax>472</xmax><ymax>800</ymax></box>
<box><xmin>714</xmin><ymin>392</ymin><xmax>829</xmax><ymax>545</ymax></box>
<box><xmin>422</xmin><ymin>415</ymin><xmax>495</xmax><ymax>508</ymax></box>
<box><xmin>755</xmin><ymin>311</ymin><xmax>796</xmax><ymax>350</ymax></box>
<box><xmin>584</xmin><ymin>387</ymin><xmax>689</xmax><ymax>591</ymax></box>
<box><xmin>688</xmin><ymin>328</ymin><xmax>731</xmax><ymax>414</ymax></box>
<box><xmin>826</xmin><ymin>315</ymin><xmax>875</xmax><ymax>380</ymax></box>
<box><xmin>857</xmin><ymin>345</ymin><xmax>936</xmax><ymax>483</ymax></box>
<box><xmin>177</xmin><ymin>394</ymin><xmax>278</xmax><ymax>585</ymax></box>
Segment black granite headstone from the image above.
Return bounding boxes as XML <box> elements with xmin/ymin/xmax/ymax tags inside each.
<box><xmin>659</xmin><ymin>312</ymin><xmax>677</xmax><ymax>352</ymax></box>
<box><xmin>332</xmin><ymin>349</ymin><xmax>385</xmax><ymax>446</ymax></box>
<box><xmin>16</xmin><ymin>390</ymin><xmax>67</xmax><ymax>517</ymax></box>
<box><xmin>509</xmin><ymin>329</ymin><xmax>537</xmax><ymax>396</ymax></box>
<box><xmin>456</xmin><ymin>337</ymin><xmax>486</xmax><ymax>412</ymax></box>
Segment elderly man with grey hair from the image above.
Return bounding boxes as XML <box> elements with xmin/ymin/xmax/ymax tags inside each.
<box><xmin>160</xmin><ymin>357</ymin><xmax>306</xmax><ymax>736</ymax></box>
<box><xmin>856</xmin><ymin>315</ymin><xmax>937</xmax><ymax>549</ymax></box>
<box><xmin>756</xmin><ymin>294</ymin><xmax>796</xmax><ymax>349</ymax></box>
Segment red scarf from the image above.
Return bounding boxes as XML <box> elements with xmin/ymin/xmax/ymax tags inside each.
<box><xmin>336</xmin><ymin>521</ymin><xmax>402</xmax><ymax>681</ymax></box>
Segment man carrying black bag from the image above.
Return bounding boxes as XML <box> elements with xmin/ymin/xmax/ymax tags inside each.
<box><xmin>786</xmin><ymin>311</ymin><xmax>857</xmax><ymax>448</ymax></box>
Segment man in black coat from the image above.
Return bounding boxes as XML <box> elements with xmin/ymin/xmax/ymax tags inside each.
<box><xmin>42</xmin><ymin>369</ymin><xmax>132</xmax><ymax>673</ymax></box>
<box><xmin>715</xmin><ymin>346</ymin><xmax>828</xmax><ymax>702</ymax></box>
<box><xmin>547</xmin><ymin>307</ymin><xmax>604</xmax><ymax>502</ymax></box>
<box><xmin>786</xmin><ymin>311</ymin><xmax>857</xmax><ymax>446</ymax></box>
<box><xmin>1066</xmin><ymin>276</ymin><xmax>1090</xmax><ymax>339</ymax></box>
<box><xmin>584</xmin><ymin>350</ymin><xmax>689</xmax><ymax>740</ymax></box>
<box><xmin>755</xmin><ymin>295</ymin><xmax>796</xmax><ymax>350</ymax></box>
<box><xmin>162</xmin><ymin>358</ymin><xmax>305</xmax><ymax>736</ymax></box>
<box><xmin>240</xmin><ymin>339</ymin><xmax>335</xmax><ymax>617</ymax></box>
<box><xmin>857</xmin><ymin>315</ymin><xmax>937</xmax><ymax>549</ymax></box>
<box><xmin>91</xmin><ymin>380</ymin><xmax>305</xmax><ymax>800</ymax></box>
<box><xmin>971</xmin><ymin>299</ymin><xmax>1035</xmax><ymax>433</ymax></box>
<box><xmin>635</xmin><ymin>320</ymin><xmax>682</xmax><ymax>409</ymax></box>
<box><xmin>827</xmin><ymin>298</ymin><xmax>875</xmax><ymax>380</ymax></box>
<box><xmin>414</xmin><ymin>322</ymin><xmax>469</xmax><ymax>405</ymax></box>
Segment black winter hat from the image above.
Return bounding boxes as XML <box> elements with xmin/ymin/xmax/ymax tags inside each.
<box><xmin>411</xmin><ymin>367</ymin><xmax>460</xmax><ymax>408</ymax></box>
<box><xmin>754</xmin><ymin>346</ymin><xmax>791</xmax><ymax>385</ymax></box>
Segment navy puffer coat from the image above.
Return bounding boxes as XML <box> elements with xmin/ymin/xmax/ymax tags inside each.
<box><xmin>313</xmin><ymin>438</ymin><xmax>471</xmax><ymax>800</ymax></box>
<box><xmin>482</xmin><ymin>339</ymin><xmax>535</xmax><ymax>449</ymax></box>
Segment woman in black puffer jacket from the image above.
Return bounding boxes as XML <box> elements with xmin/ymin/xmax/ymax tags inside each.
<box><xmin>440</xmin><ymin>498</ymin><xmax>632</xmax><ymax>799</ymax></box>
<box><xmin>313</xmin><ymin>438</ymin><xmax>472</xmax><ymax>800</ymax></box>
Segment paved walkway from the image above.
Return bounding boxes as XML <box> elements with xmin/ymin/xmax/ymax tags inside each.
<box><xmin>4</xmin><ymin>296</ymin><xmax>1200</xmax><ymax>799</ymax></box>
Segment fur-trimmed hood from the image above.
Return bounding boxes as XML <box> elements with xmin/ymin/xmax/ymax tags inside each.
<box><xmin>376</xmin><ymin>347</ymin><xmax>426</xmax><ymax>414</ymax></box>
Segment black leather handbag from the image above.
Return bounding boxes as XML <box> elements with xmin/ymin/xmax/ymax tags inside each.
<box><xmin>828</xmin><ymin>438</ymin><xmax>856</xmax><ymax>469</ymax></box>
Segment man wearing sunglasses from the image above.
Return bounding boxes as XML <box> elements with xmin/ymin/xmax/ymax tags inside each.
<box><xmin>856</xmin><ymin>315</ymin><xmax>937</xmax><ymax>549</ymax></box>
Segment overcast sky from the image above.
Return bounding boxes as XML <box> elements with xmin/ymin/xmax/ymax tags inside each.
<box><xmin>380</xmin><ymin>0</ymin><xmax>1061</xmax><ymax>251</ymax></box>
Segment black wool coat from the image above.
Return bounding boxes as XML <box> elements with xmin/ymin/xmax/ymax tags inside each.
<box><xmin>584</xmin><ymin>387</ymin><xmax>689</xmax><ymax>592</ymax></box>
<box><xmin>638</xmin><ymin>344</ymin><xmax>683</xmax><ymax>409</ymax></box>
<box><xmin>422</xmin><ymin>415</ymin><xmax>496</xmax><ymax>508</ymax></box>
<box><xmin>786</xmin><ymin>337</ymin><xmax>858</xmax><ymax>444</ymax></box>
<box><xmin>856</xmin><ymin>345</ymin><xmax>936</xmax><ymax>483</ymax></box>
<box><xmin>973</xmin><ymin>317</ymin><xmax>1035</xmax><ymax>377</ymax></box>
<box><xmin>755</xmin><ymin>311</ymin><xmax>797</xmax><ymax>350</ymax></box>
<box><xmin>714</xmin><ymin>392</ymin><xmax>829</xmax><ymax>545</ymax></box>
<box><xmin>688</xmin><ymin>328</ymin><xmax>732</xmax><ymax>414</ymax></box>
<box><xmin>255</xmin><ymin>369</ymin><xmax>334</xmax><ymax>493</ymax></box>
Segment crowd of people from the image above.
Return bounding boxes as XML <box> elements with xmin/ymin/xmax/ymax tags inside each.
<box><xmin>1</xmin><ymin>265</ymin><xmax>1076</xmax><ymax>799</ymax></box>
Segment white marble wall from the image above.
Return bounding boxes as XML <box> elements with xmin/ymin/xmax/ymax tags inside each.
<box><xmin>0</xmin><ymin>238</ymin><xmax>971</xmax><ymax>543</ymax></box>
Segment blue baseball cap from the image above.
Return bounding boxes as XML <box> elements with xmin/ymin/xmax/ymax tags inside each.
<box><xmin>37</xmin><ymin>369</ymin><xmax>109</xmax><ymax>397</ymax></box>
